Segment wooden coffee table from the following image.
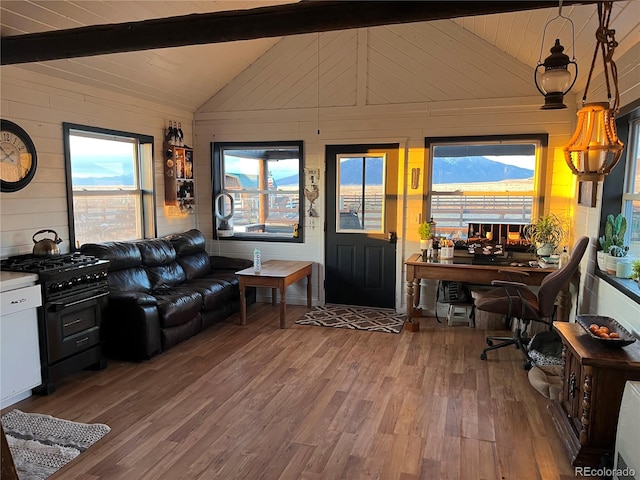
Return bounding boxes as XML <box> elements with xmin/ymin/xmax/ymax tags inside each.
<box><xmin>236</xmin><ymin>260</ymin><xmax>313</xmax><ymax>328</ymax></box>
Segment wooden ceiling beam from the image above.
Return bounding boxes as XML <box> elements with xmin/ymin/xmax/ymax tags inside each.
<box><xmin>1</xmin><ymin>0</ymin><xmax>605</xmax><ymax>65</ymax></box>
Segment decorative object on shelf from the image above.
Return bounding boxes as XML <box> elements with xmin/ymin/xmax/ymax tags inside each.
<box><xmin>525</xmin><ymin>213</ymin><xmax>566</xmax><ymax>256</ymax></box>
<box><xmin>304</xmin><ymin>183</ymin><xmax>319</xmax><ymax>217</ymax></box>
<box><xmin>214</xmin><ymin>192</ymin><xmax>234</xmax><ymax>237</ymax></box>
<box><xmin>606</xmin><ymin>244</ymin><xmax>629</xmax><ymax>275</ymax></box>
<box><xmin>576</xmin><ymin>314</ymin><xmax>636</xmax><ymax>348</ymax></box>
<box><xmin>563</xmin><ymin>1</ymin><xmax>624</xmax><ymax>181</ymax></box>
<box><xmin>1</xmin><ymin>119</ymin><xmax>38</xmax><ymax>193</ymax></box>
<box><xmin>534</xmin><ymin>1</ymin><xmax>577</xmax><ymax>109</ymax></box>
<box><xmin>598</xmin><ymin>213</ymin><xmax>627</xmax><ymax>271</ymax></box>
<box><xmin>164</xmin><ymin>139</ymin><xmax>194</xmax><ymax>210</ymax></box>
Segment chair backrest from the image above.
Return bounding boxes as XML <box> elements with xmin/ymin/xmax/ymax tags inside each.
<box><xmin>536</xmin><ymin>236</ymin><xmax>590</xmax><ymax>317</ymax></box>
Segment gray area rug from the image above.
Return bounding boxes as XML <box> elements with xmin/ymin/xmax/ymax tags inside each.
<box><xmin>296</xmin><ymin>304</ymin><xmax>405</xmax><ymax>333</ymax></box>
<box><xmin>1</xmin><ymin>409</ymin><xmax>110</xmax><ymax>480</ymax></box>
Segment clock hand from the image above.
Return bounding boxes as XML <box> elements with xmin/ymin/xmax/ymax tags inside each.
<box><xmin>1</xmin><ymin>150</ymin><xmax>15</xmax><ymax>162</ymax></box>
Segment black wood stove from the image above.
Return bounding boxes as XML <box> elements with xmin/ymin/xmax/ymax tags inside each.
<box><xmin>1</xmin><ymin>253</ymin><xmax>110</xmax><ymax>394</ymax></box>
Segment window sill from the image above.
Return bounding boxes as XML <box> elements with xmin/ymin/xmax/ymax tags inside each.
<box><xmin>595</xmin><ymin>269</ymin><xmax>640</xmax><ymax>305</ymax></box>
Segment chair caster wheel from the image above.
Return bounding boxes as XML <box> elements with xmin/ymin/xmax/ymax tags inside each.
<box><xmin>480</xmin><ymin>352</ymin><xmax>487</xmax><ymax>360</ymax></box>
<box><xmin>486</xmin><ymin>339</ymin><xmax>493</xmax><ymax>346</ymax></box>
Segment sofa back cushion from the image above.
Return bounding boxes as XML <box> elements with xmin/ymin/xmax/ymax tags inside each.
<box><xmin>137</xmin><ymin>238</ymin><xmax>186</xmax><ymax>290</ymax></box>
<box><xmin>177</xmin><ymin>251</ymin><xmax>211</xmax><ymax>280</ymax></box>
<box><xmin>166</xmin><ymin>229</ymin><xmax>207</xmax><ymax>257</ymax></box>
<box><xmin>81</xmin><ymin>241</ymin><xmax>152</xmax><ymax>293</ymax></box>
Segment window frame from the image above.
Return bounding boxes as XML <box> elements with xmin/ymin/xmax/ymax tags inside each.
<box><xmin>63</xmin><ymin>123</ymin><xmax>156</xmax><ymax>248</ymax></box>
<box><xmin>424</xmin><ymin>133</ymin><xmax>548</xmax><ymax>240</ymax></box>
<box><xmin>597</xmin><ymin>101</ymin><xmax>640</xmax><ymax>304</ymax></box>
<box><xmin>211</xmin><ymin>140</ymin><xmax>304</xmax><ymax>243</ymax></box>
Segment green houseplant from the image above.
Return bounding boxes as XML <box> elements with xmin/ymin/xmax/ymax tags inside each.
<box><xmin>598</xmin><ymin>213</ymin><xmax>628</xmax><ymax>272</ymax></box>
<box><xmin>418</xmin><ymin>221</ymin><xmax>433</xmax><ymax>250</ymax></box>
<box><xmin>631</xmin><ymin>259</ymin><xmax>640</xmax><ymax>288</ymax></box>
<box><xmin>526</xmin><ymin>213</ymin><xmax>566</xmax><ymax>256</ymax></box>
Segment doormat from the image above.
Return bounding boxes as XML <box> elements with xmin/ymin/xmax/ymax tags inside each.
<box><xmin>296</xmin><ymin>304</ymin><xmax>405</xmax><ymax>334</ymax></box>
<box><xmin>1</xmin><ymin>409</ymin><xmax>110</xmax><ymax>480</ymax></box>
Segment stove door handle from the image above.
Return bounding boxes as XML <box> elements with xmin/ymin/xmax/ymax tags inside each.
<box><xmin>49</xmin><ymin>291</ymin><xmax>109</xmax><ymax>311</ymax></box>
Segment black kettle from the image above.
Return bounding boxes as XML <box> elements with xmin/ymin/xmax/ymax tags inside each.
<box><xmin>32</xmin><ymin>229</ymin><xmax>63</xmax><ymax>257</ymax></box>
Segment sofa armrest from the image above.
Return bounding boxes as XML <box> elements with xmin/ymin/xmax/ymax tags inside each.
<box><xmin>110</xmin><ymin>291</ymin><xmax>158</xmax><ymax>307</ymax></box>
<box><xmin>210</xmin><ymin>255</ymin><xmax>252</xmax><ymax>272</ymax></box>
<box><xmin>103</xmin><ymin>292</ymin><xmax>161</xmax><ymax>360</ymax></box>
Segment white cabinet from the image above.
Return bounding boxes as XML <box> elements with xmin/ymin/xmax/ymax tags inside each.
<box><xmin>1</xmin><ymin>272</ymin><xmax>42</xmax><ymax>408</ymax></box>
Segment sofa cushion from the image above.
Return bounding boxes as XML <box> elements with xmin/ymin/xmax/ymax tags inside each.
<box><xmin>81</xmin><ymin>241</ymin><xmax>142</xmax><ymax>271</ymax></box>
<box><xmin>153</xmin><ymin>289</ymin><xmax>202</xmax><ymax>328</ymax></box>
<box><xmin>166</xmin><ymin>229</ymin><xmax>207</xmax><ymax>256</ymax></box>
<box><xmin>178</xmin><ymin>251</ymin><xmax>211</xmax><ymax>280</ymax></box>
<box><xmin>108</xmin><ymin>267</ymin><xmax>152</xmax><ymax>293</ymax></box>
<box><xmin>179</xmin><ymin>278</ymin><xmax>234</xmax><ymax>310</ymax></box>
<box><xmin>137</xmin><ymin>239</ymin><xmax>176</xmax><ymax>266</ymax></box>
<box><xmin>146</xmin><ymin>262</ymin><xmax>187</xmax><ymax>290</ymax></box>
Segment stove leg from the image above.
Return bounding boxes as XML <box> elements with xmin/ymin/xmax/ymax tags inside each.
<box><xmin>33</xmin><ymin>383</ymin><xmax>56</xmax><ymax>396</ymax></box>
<box><xmin>89</xmin><ymin>357</ymin><xmax>108</xmax><ymax>370</ymax></box>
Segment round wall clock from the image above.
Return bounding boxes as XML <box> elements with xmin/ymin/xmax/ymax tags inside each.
<box><xmin>1</xmin><ymin>119</ymin><xmax>38</xmax><ymax>192</ymax></box>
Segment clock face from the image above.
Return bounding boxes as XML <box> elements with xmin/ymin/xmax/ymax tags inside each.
<box><xmin>1</xmin><ymin>120</ymin><xmax>37</xmax><ymax>192</ymax></box>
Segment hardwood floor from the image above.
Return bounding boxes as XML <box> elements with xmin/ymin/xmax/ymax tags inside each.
<box><xmin>3</xmin><ymin>304</ymin><xmax>582</xmax><ymax>479</ymax></box>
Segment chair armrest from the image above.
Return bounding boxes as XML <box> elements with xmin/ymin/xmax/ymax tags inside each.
<box><xmin>490</xmin><ymin>280</ymin><xmax>528</xmax><ymax>288</ymax></box>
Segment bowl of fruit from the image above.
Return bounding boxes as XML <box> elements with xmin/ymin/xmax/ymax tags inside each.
<box><xmin>576</xmin><ymin>315</ymin><xmax>637</xmax><ymax>348</ymax></box>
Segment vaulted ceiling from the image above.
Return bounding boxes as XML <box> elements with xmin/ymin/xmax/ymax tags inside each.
<box><xmin>1</xmin><ymin>1</ymin><xmax>638</xmax><ymax>111</ymax></box>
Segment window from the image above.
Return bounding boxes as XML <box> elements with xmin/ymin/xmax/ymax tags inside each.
<box><xmin>425</xmin><ymin>134</ymin><xmax>546</xmax><ymax>239</ymax></box>
<box><xmin>622</xmin><ymin>118</ymin><xmax>640</xmax><ymax>259</ymax></box>
<box><xmin>212</xmin><ymin>141</ymin><xmax>303</xmax><ymax>241</ymax></box>
<box><xmin>336</xmin><ymin>154</ymin><xmax>385</xmax><ymax>233</ymax></box>
<box><xmin>63</xmin><ymin>123</ymin><xmax>155</xmax><ymax>247</ymax></box>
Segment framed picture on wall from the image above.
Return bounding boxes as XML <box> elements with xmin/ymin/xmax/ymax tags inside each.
<box><xmin>578</xmin><ymin>181</ymin><xmax>597</xmax><ymax>207</ymax></box>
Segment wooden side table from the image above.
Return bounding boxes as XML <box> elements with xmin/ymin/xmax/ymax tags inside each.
<box><xmin>236</xmin><ymin>260</ymin><xmax>313</xmax><ymax>328</ymax></box>
<box><xmin>550</xmin><ymin>322</ymin><xmax>640</xmax><ymax>467</ymax></box>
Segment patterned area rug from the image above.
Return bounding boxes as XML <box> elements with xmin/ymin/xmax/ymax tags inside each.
<box><xmin>296</xmin><ymin>304</ymin><xmax>405</xmax><ymax>333</ymax></box>
<box><xmin>1</xmin><ymin>409</ymin><xmax>110</xmax><ymax>480</ymax></box>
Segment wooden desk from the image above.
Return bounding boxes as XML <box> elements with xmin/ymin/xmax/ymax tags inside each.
<box><xmin>404</xmin><ymin>253</ymin><xmax>564</xmax><ymax>330</ymax></box>
<box><xmin>236</xmin><ymin>260</ymin><xmax>313</xmax><ymax>328</ymax></box>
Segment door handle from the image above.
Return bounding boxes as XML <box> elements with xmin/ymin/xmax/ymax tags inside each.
<box><xmin>388</xmin><ymin>231</ymin><xmax>397</xmax><ymax>243</ymax></box>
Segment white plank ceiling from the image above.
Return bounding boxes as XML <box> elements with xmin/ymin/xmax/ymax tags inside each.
<box><xmin>1</xmin><ymin>1</ymin><xmax>638</xmax><ymax>112</ymax></box>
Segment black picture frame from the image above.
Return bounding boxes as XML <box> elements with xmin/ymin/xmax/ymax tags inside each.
<box><xmin>578</xmin><ymin>180</ymin><xmax>597</xmax><ymax>207</ymax></box>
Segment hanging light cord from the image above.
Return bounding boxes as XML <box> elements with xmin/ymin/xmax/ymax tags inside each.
<box><xmin>582</xmin><ymin>1</ymin><xmax>619</xmax><ymax>112</ymax></box>
<box><xmin>537</xmin><ymin>0</ymin><xmax>576</xmax><ymax>64</ymax></box>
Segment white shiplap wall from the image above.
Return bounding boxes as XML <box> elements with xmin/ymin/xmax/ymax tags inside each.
<box><xmin>0</xmin><ymin>66</ymin><xmax>196</xmax><ymax>258</ymax></box>
<box><xmin>195</xmin><ymin>24</ymin><xmax>590</xmax><ymax>309</ymax></box>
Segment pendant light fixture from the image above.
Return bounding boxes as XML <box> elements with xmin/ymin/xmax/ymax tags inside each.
<box><xmin>563</xmin><ymin>1</ymin><xmax>624</xmax><ymax>181</ymax></box>
<box><xmin>534</xmin><ymin>1</ymin><xmax>578</xmax><ymax>110</ymax></box>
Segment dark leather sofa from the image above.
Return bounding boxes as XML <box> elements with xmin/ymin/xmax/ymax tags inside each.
<box><xmin>80</xmin><ymin>229</ymin><xmax>256</xmax><ymax>360</ymax></box>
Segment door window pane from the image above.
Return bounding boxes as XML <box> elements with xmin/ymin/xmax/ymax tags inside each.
<box><xmin>336</xmin><ymin>155</ymin><xmax>385</xmax><ymax>233</ymax></box>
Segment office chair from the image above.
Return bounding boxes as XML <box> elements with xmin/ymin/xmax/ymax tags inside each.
<box><xmin>475</xmin><ymin>236</ymin><xmax>589</xmax><ymax>369</ymax></box>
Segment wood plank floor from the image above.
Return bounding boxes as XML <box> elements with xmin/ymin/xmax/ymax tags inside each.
<box><xmin>3</xmin><ymin>304</ymin><xmax>582</xmax><ymax>480</ymax></box>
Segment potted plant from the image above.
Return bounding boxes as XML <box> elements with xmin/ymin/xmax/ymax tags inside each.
<box><xmin>526</xmin><ymin>213</ymin><xmax>566</xmax><ymax>256</ymax></box>
<box><xmin>631</xmin><ymin>259</ymin><xmax>640</xmax><ymax>288</ymax></box>
<box><xmin>418</xmin><ymin>221</ymin><xmax>433</xmax><ymax>251</ymax></box>
<box><xmin>608</xmin><ymin>245</ymin><xmax>629</xmax><ymax>275</ymax></box>
<box><xmin>598</xmin><ymin>213</ymin><xmax>627</xmax><ymax>271</ymax></box>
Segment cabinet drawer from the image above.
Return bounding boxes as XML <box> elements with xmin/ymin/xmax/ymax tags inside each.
<box><xmin>0</xmin><ymin>285</ymin><xmax>42</xmax><ymax>315</ymax></box>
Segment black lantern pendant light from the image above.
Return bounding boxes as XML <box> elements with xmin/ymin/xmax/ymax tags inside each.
<box><xmin>534</xmin><ymin>2</ymin><xmax>578</xmax><ymax>110</ymax></box>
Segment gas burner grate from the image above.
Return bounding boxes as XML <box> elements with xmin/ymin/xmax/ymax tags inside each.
<box><xmin>1</xmin><ymin>253</ymin><xmax>100</xmax><ymax>273</ymax></box>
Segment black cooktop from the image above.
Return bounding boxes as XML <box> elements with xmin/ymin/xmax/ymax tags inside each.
<box><xmin>0</xmin><ymin>253</ymin><xmax>107</xmax><ymax>274</ymax></box>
